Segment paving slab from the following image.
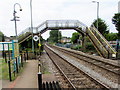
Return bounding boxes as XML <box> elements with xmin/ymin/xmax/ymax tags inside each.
<box><xmin>8</xmin><ymin>60</ymin><xmax>38</xmax><ymax>88</ymax></box>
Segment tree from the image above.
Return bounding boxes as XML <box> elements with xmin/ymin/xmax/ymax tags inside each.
<box><xmin>92</xmin><ymin>18</ymin><xmax>109</xmax><ymax>36</ymax></box>
<box><xmin>19</xmin><ymin>35</ymin><xmax>44</xmax><ymax>51</ymax></box>
<box><xmin>48</xmin><ymin>30</ymin><xmax>62</xmax><ymax>43</ymax></box>
<box><xmin>71</xmin><ymin>32</ymin><xmax>80</xmax><ymax>44</ymax></box>
<box><xmin>104</xmin><ymin>33</ymin><xmax>118</xmax><ymax>41</ymax></box>
<box><xmin>112</xmin><ymin>13</ymin><xmax>120</xmax><ymax>39</ymax></box>
<box><xmin>0</xmin><ymin>31</ymin><xmax>4</xmax><ymax>41</ymax></box>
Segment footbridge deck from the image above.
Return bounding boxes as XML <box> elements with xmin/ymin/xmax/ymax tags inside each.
<box><xmin>17</xmin><ymin>20</ymin><xmax>116</xmax><ymax>59</ymax></box>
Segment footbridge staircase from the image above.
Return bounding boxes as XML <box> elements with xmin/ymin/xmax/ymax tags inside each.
<box><xmin>17</xmin><ymin>20</ymin><xmax>116</xmax><ymax>58</ymax></box>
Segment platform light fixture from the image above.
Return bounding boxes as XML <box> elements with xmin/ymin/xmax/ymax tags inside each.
<box><xmin>11</xmin><ymin>3</ymin><xmax>22</xmax><ymax>40</ymax></box>
<box><xmin>92</xmin><ymin>1</ymin><xmax>99</xmax><ymax>30</ymax></box>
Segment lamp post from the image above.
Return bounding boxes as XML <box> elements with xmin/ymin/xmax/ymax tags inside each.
<box><xmin>30</xmin><ymin>0</ymin><xmax>34</xmax><ymax>53</ymax></box>
<box><xmin>11</xmin><ymin>3</ymin><xmax>22</xmax><ymax>40</ymax></box>
<box><xmin>92</xmin><ymin>1</ymin><xmax>99</xmax><ymax>30</ymax></box>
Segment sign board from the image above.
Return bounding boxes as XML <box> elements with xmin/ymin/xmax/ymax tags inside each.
<box><xmin>0</xmin><ymin>42</ymin><xmax>13</xmax><ymax>51</ymax></box>
<box><xmin>38</xmin><ymin>43</ymin><xmax>41</xmax><ymax>47</ymax></box>
<box><xmin>14</xmin><ymin>42</ymin><xmax>19</xmax><ymax>57</ymax></box>
<box><xmin>0</xmin><ymin>40</ymin><xmax>20</xmax><ymax>58</ymax></box>
<box><xmin>33</xmin><ymin>35</ymin><xmax>39</xmax><ymax>41</ymax></box>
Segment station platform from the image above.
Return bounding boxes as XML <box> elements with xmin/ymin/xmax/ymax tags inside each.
<box><xmin>2</xmin><ymin>52</ymin><xmax>57</xmax><ymax>89</ymax></box>
<box><xmin>2</xmin><ymin>60</ymin><xmax>38</xmax><ymax>89</ymax></box>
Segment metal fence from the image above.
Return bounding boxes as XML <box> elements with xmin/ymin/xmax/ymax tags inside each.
<box><xmin>3</xmin><ymin>52</ymin><xmax>27</xmax><ymax>81</ymax></box>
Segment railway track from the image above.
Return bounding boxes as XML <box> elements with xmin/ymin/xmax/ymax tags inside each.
<box><xmin>45</xmin><ymin>45</ymin><xmax>110</xmax><ymax>89</ymax></box>
<box><xmin>48</xmin><ymin>44</ymin><xmax>120</xmax><ymax>76</ymax></box>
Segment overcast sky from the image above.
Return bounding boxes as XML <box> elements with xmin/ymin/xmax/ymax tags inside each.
<box><xmin>0</xmin><ymin>0</ymin><xmax>119</xmax><ymax>39</ymax></box>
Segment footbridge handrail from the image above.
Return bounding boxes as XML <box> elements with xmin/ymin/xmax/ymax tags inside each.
<box><xmin>17</xmin><ymin>20</ymin><xmax>116</xmax><ymax>58</ymax></box>
<box><xmin>87</xmin><ymin>27</ymin><xmax>108</xmax><ymax>57</ymax></box>
<box><xmin>90</xmin><ymin>25</ymin><xmax>116</xmax><ymax>55</ymax></box>
<box><xmin>17</xmin><ymin>20</ymin><xmax>87</xmax><ymax>38</ymax></box>
<box><xmin>18</xmin><ymin>27</ymin><xmax>31</xmax><ymax>37</ymax></box>
<box><xmin>36</xmin><ymin>20</ymin><xmax>87</xmax><ymax>34</ymax></box>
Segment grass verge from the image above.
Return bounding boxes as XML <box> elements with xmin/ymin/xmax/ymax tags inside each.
<box><xmin>1</xmin><ymin>59</ymin><xmax>27</xmax><ymax>81</ymax></box>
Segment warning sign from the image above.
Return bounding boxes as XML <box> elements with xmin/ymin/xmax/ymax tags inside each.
<box><xmin>38</xmin><ymin>43</ymin><xmax>41</xmax><ymax>47</ymax></box>
<box><xmin>33</xmin><ymin>35</ymin><xmax>39</xmax><ymax>41</ymax></box>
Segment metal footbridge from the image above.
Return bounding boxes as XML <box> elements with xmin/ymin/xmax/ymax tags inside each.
<box><xmin>17</xmin><ymin>20</ymin><xmax>116</xmax><ymax>58</ymax></box>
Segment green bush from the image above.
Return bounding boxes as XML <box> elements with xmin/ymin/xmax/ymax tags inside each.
<box><xmin>86</xmin><ymin>43</ymin><xmax>95</xmax><ymax>50</ymax></box>
<box><xmin>71</xmin><ymin>45</ymin><xmax>82</xmax><ymax>50</ymax></box>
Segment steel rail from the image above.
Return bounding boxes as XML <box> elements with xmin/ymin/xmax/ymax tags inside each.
<box><xmin>45</xmin><ymin>44</ymin><xmax>109</xmax><ymax>89</ymax></box>
<box><xmin>51</xmin><ymin>45</ymin><xmax>120</xmax><ymax>75</ymax></box>
<box><xmin>45</xmin><ymin>48</ymin><xmax>76</xmax><ymax>90</ymax></box>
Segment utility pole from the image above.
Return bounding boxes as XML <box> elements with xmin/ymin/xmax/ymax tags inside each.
<box><xmin>92</xmin><ymin>1</ymin><xmax>99</xmax><ymax>30</ymax></box>
<box><xmin>30</xmin><ymin>0</ymin><xmax>34</xmax><ymax>53</ymax></box>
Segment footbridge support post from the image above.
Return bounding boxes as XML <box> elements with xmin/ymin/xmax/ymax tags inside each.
<box><xmin>82</xmin><ymin>34</ymin><xmax>86</xmax><ymax>52</ymax></box>
<box><xmin>39</xmin><ymin>33</ymin><xmax>41</xmax><ymax>55</ymax></box>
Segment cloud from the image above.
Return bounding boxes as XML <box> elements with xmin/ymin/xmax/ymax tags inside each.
<box><xmin>0</xmin><ymin>0</ymin><xmax>119</xmax><ymax>38</ymax></box>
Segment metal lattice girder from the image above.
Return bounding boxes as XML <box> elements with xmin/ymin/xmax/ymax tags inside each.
<box><xmin>18</xmin><ymin>20</ymin><xmax>87</xmax><ymax>39</ymax></box>
<box><xmin>36</xmin><ymin>20</ymin><xmax>87</xmax><ymax>34</ymax></box>
<box><xmin>17</xmin><ymin>20</ymin><xmax>116</xmax><ymax>58</ymax></box>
